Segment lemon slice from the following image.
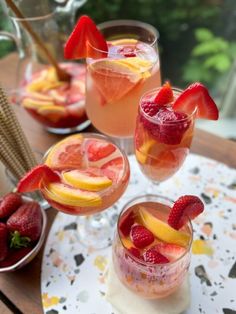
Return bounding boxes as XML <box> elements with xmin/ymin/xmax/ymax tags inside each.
<box><xmin>62</xmin><ymin>170</ymin><xmax>112</xmax><ymax>191</ymax></box>
<box><xmin>38</xmin><ymin>105</ymin><xmax>66</xmax><ymax>116</ymax></box>
<box><xmin>45</xmin><ymin>182</ymin><xmax>102</xmax><ymax>207</ymax></box>
<box><xmin>22</xmin><ymin>98</ymin><xmax>55</xmax><ymax>109</ymax></box>
<box><xmin>111</xmin><ymin>39</ymin><xmax>138</xmax><ymax>45</ymax></box>
<box><xmin>135</xmin><ymin>139</ymin><xmax>156</xmax><ymax>164</ymax></box>
<box><xmin>139</xmin><ymin>207</ymin><xmax>190</xmax><ymax>247</ymax></box>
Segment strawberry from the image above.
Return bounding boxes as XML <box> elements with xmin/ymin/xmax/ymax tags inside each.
<box><xmin>154</xmin><ymin>243</ymin><xmax>186</xmax><ymax>261</ymax></box>
<box><xmin>7</xmin><ymin>201</ymin><xmax>42</xmax><ymax>242</ymax></box>
<box><xmin>0</xmin><ymin>247</ymin><xmax>32</xmax><ymax>268</ymax></box>
<box><xmin>128</xmin><ymin>247</ymin><xmax>141</xmax><ymax>259</ymax></box>
<box><xmin>168</xmin><ymin>195</ymin><xmax>204</xmax><ymax>230</ymax></box>
<box><xmin>173</xmin><ymin>82</ymin><xmax>219</xmax><ymax>120</ymax></box>
<box><xmin>64</xmin><ymin>15</ymin><xmax>108</xmax><ymax>60</ymax></box>
<box><xmin>119</xmin><ymin>210</ymin><xmax>135</xmax><ymax>237</ymax></box>
<box><xmin>0</xmin><ymin>223</ymin><xmax>8</xmax><ymax>261</ymax></box>
<box><xmin>17</xmin><ymin>164</ymin><xmax>60</xmax><ymax>193</ymax></box>
<box><xmin>130</xmin><ymin>225</ymin><xmax>154</xmax><ymax>249</ymax></box>
<box><xmin>0</xmin><ymin>192</ymin><xmax>22</xmax><ymax>218</ymax></box>
<box><xmin>143</xmin><ymin>248</ymin><xmax>169</xmax><ymax>264</ymax></box>
<box><xmin>142</xmin><ymin>107</ymin><xmax>190</xmax><ymax>145</ymax></box>
<box><xmin>153</xmin><ymin>81</ymin><xmax>174</xmax><ymax>105</ymax></box>
<box><xmin>87</xmin><ymin>140</ymin><xmax>116</xmax><ymax>162</ymax></box>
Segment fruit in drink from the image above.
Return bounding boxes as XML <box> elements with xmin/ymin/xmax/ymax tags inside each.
<box><xmin>21</xmin><ymin>63</ymin><xmax>88</xmax><ymax>129</ymax></box>
<box><xmin>17</xmin><ymin>134</ymin><xmax>130</xmax><ymax>216</ymax></box>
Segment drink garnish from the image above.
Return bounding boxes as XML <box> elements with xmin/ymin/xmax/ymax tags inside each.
<box><xmin>167</xmin><ymin>195</ymin><xmax>204</xmax><ymax>230</ymax></box>
<box><xmin>173</xmin><ymin>82</ymin><xmax>219</xmax><ymax>120</ymax></box>
<box><xmin>153</xmin><ymin>81</ymin><xmax>174</xmax><ymax>105</ymax></box>
<box><xmin>64</xmin><ymin>15</ymin><xmax>108</xmax><ymax>59</ymax></box>
<box><xmin>17</xmin><ymin>164</ymin><xmax>60</xmax><ymax>193</ymax></box>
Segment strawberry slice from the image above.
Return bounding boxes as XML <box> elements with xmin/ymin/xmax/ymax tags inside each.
<box><xmin>130</xmin><ymin>225</ymin><xmax>154</xmax><ymax>249</ymax></box>
<box><xmin>168</xmin><ymin>195</ymin><xmax>204</xmax><ymax>230</ymax></box>
<box><xmin>143</xmin><ymin>248</ymin><xmax>169</xmax><ymax>264</ymax></box>
<box><xmin>153</xmin><ymin>81</ymin><xmax>174</xmax><ymax>105</ymax></box>
<box><xmin>64</xmin><ymin>15</ymin><xmax>108</xmax><ymax>60</ymax></box>
<box><xmin>17</xmin><ymin>165</ymin><xmax>60</xmax><ymax>193</ymax></box>
<box><xmin>87</xmin><ymin>140</ymin><xmax>116</xmax><ymax>162</ymax></box>
<box><xmin>154</xmin><ymin>243</ymin><xmax>186</xmax><ymax>261</ymax></box>
<box><xmin>173</xmin><ymin>82</ymin><xmax>219</xmax><ymax>120</ymax></box>
<box><xmin>118</xmin><ymin>210</ymin><xmax>135</xmax><ymax>237</ymax></box>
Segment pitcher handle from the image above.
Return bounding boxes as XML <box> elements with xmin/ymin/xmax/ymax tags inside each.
<box><xmin>0</xmin><ymin>31</ymin><xmax>23</xmax><ymax>57</ymax></box>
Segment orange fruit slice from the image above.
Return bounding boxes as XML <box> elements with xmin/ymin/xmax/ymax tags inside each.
<box><xmin>37</xmin><ymin>105</ymin><xmax>66</xmax><ymax>122</ymax></box>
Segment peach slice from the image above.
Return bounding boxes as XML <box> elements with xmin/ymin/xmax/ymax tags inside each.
<box><xmin>45</xmin><ymin>182</ymin><xmax>102</xmax><ymax>207</ymax></box>
<box><xmin>121</xmin><ymin>237</ymin><xmax>133</xmax><ymax>249</ymax></box>
<box><xmin>62</xmin><ymin>170</ymin><xmax>112</xmax><ymax>191</ymax></box>
<box><xmin>139</xmin><ymin>207</ymin><xmax>190</xmax><ymax>247</ymax></box>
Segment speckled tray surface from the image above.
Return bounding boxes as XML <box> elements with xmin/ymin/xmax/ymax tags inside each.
<box><xmin>41</xmin><ymin>154</ymin><xmax>236</xmax><ymax>314</ymax></box>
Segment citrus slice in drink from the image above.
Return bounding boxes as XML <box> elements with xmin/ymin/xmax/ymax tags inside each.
<box><xmin>86</xmin><ymin>139</ymin><xmax>116</xmax><ymax>162</ymax></box>
<box><xmin>139</xmin><ymin>207</ymin><xmax>190</xmax><ymax>247</ymax></box>
<box><xmin>37</xmin><ymin>105</ymin><xmax>66</xmax><ymax>122</ymax></box>
<box><xmin>22</xmin><ymin>98</ymin><xmax>55</xmax><ymax>110</ymax></box>
<box><xmin>44</xmin><ymin>182</ymin><xmax>102</xmax><ymax>207</ymax></box>
<box><xmin>45</xmin><ymin>134</ymin><xmax>84</xmax><ymax>170</ymax></box>
<box><xmin>88</xmin><ymin>57</ymin><xmax>152</xmax><ymax>103</ymax></box>
<box><xmin>62</xmin><ymin>169</ymin><xmax>112</xmax><ymax>191</ymax></box>
<box><xmin>101</xmin><ymin>156</ymin><xmax>125</xmax><ymax>183</ymax></box>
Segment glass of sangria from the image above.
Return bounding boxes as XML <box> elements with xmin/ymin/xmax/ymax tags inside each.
<box><xmin>135</xmin><ymin>82</ymin><xmax>218</xmax><ymax>186</ymax></box>
<box><xmin>17</xmin><ymin>133</ymin><xmax>130</xmax><ymax>248</ymax></box>
<box><xmin>85</xmin><ymin>19</ymin><xmax>161</xmax><ymax>143</ymax></box>
<box><xmin>113</xmin><ymin>194</ymin><xmax>204</xmax><ymax>299</ymax></box>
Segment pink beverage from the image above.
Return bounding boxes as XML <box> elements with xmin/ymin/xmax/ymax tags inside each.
<box><xmin>20</xmin><ymin>63</ymin><xmax>89</xmax><ymax>133</ymax></box>
<box><xmin>86</xmin><ymin>21</ymin><xmax>161</xmax><ymax>138</ymax></box>
<box><xmin>135</xmin><ymin>87</ymin><xmax>196</xmax><ymax>182</ymax></box>
<box><xmin>41</xmin><ymin>133</ymin><xmax>130</xmax><ymax>216</ymax></box>
<box><xmin>113</xmin><ymin>195</ymin><xmax>193</xmax><ymax>299</ymax></box>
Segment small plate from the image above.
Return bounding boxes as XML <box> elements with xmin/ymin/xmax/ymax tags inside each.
<box><xmin>0</xmin><ymin>196</ymin><xmax>47</xmax><ymax>272</ymax></box>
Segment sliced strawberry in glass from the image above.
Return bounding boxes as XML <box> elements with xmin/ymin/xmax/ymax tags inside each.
<box><xmin>64</xmin><ymin>15</ymin><xmax>108</xmax><ymax>59</ymax></box>
<box><xmin>153</xmin><ymin>81</ymin><xmax>174</xmax><ymax>105</ymax></box>
<box><xmin>173</xmin><ymin>82</ymin><xmax>219</xmax><ymax>120</ymax></box>
<box><xmin>17</xmin><ymin>164</ymin><xmax>60</xmax><ymax>193</ymax></box>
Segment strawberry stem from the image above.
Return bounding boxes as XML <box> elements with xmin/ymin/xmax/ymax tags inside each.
<box><xmin>10</xmin><ymin>231</ymin><xmax>31</xmax><ymax>249</ymax></box>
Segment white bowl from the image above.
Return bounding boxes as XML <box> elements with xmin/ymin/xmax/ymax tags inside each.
<box><xmin>0</xmin><ymin>196</ymin><xmax>47</xmax><ymax>272</ymax></box>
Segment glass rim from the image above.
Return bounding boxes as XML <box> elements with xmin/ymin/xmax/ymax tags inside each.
<box><xmin>139</xmin><ymin>87</ymin><xmax>198</xmax><ymax>125</ymax></box>
<box><xmin>41</xmin><ymin>132</ymin><xmax>130</xmax><ymax>193</ymax></box>
<box><xmin>87</xmin><ymin>19</ymin><xmax>159</xmax><ymax>57</ymax></box>
<box><xmin>117</xmin><ymin>194</ymin><xmax>193</xmax><ymax>267</ymax></box>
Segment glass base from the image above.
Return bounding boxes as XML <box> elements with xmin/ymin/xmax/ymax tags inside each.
<box><xmin>76</xmin><ymin>206</ymin><xmax>119</xmax><ymax>249</ymax></box>
<box><xmin>46</xmin><ymin>119</ymin><xmax>91</xmax><ymax>135</ymax></box>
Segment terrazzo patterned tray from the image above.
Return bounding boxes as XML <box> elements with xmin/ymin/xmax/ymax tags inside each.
<box><xmin>41</xmin><ymin>154</ymin><xmax>236</xmax><ymax>314</ymax></box>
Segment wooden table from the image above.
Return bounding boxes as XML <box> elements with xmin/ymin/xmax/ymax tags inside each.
<box><xmin>0</xmin><ymin>53</ymin><xmax>236</xmax><ymax>314</ymax></box>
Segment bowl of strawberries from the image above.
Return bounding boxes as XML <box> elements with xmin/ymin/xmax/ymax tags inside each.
<box><xmin>0</xmin><ymin>192</ymin><xmax>47</xmax><ymax>272</ymax></box>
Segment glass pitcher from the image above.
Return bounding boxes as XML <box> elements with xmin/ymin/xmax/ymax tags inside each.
<box><xmin>0</xmin><ymin>0</ymin><xmax>90</xmax><ymax>134</ymax></box>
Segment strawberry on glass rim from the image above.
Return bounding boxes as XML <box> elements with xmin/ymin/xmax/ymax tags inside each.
<box><xmin>64</xmin><ymin>15</ymin><xmax>108</xmax><ymax>59</ymax></box>
<box><xmin>112</xmin><ymin>194</ymin><xmax>203</xmax><ymax>299</ymax></box>
<box><xmin>16</xmin><ymin>133</ymin><xmax>130</xmax><ymax>249</ymax></box>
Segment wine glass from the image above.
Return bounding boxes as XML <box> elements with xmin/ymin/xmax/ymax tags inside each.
<box><xmin>41</xmin><ymin>133</ymin><xmax>130</xmax><ymax>248</ymax></box>
<box><xmin>134</xmin><ymin>87</ymin><xmax>196</xmax><ymax>190</ymax></box>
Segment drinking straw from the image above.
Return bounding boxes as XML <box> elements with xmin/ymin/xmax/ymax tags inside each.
<box><xmin>5</xmin><ymin>0</ymin><xmax>71</xmax><ymax>82</ymax></box>
<box><xmin>0</xmin><ymin>86</ymin><xmax>37</xmax><ymax>170</ymax></box>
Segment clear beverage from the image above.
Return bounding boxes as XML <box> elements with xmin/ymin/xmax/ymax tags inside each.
<box><xmin>112</xmin><ymin>195</ymin><xmax>193</xmax><ymax>299</ymax></box>
<box><xmin>86</xmin><ymin>20</ymin><xmax>161</xmax><ymax>138</ymax></box>
<box><xmin>20</xmin><ymin>63</ymin><xmax>90</xmax><ymax>132</ymax></box>
<box><xmin>135</xmin><ymin>88</ymin><xmax>196</xmax><ymax>182</ymax></box>
<box><xmin>41</xmin><ymin>133</ymin><xmax>130</xmax><ymax>216</ymax></box>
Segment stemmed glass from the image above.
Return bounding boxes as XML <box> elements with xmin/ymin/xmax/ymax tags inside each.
<box><xmin>85</xmin><ymin>20</ymin><xmax>161</xmax><ymax>151</ymax></box>
<box><xmin>134</xmin><ymin>87</ymin><xmax>197</xmax><ymax>190</ymax></box>
<box><xmin>41</xmin><ymin>133</ymin><xmax>130</xmax><ymax>249</ymax></box>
